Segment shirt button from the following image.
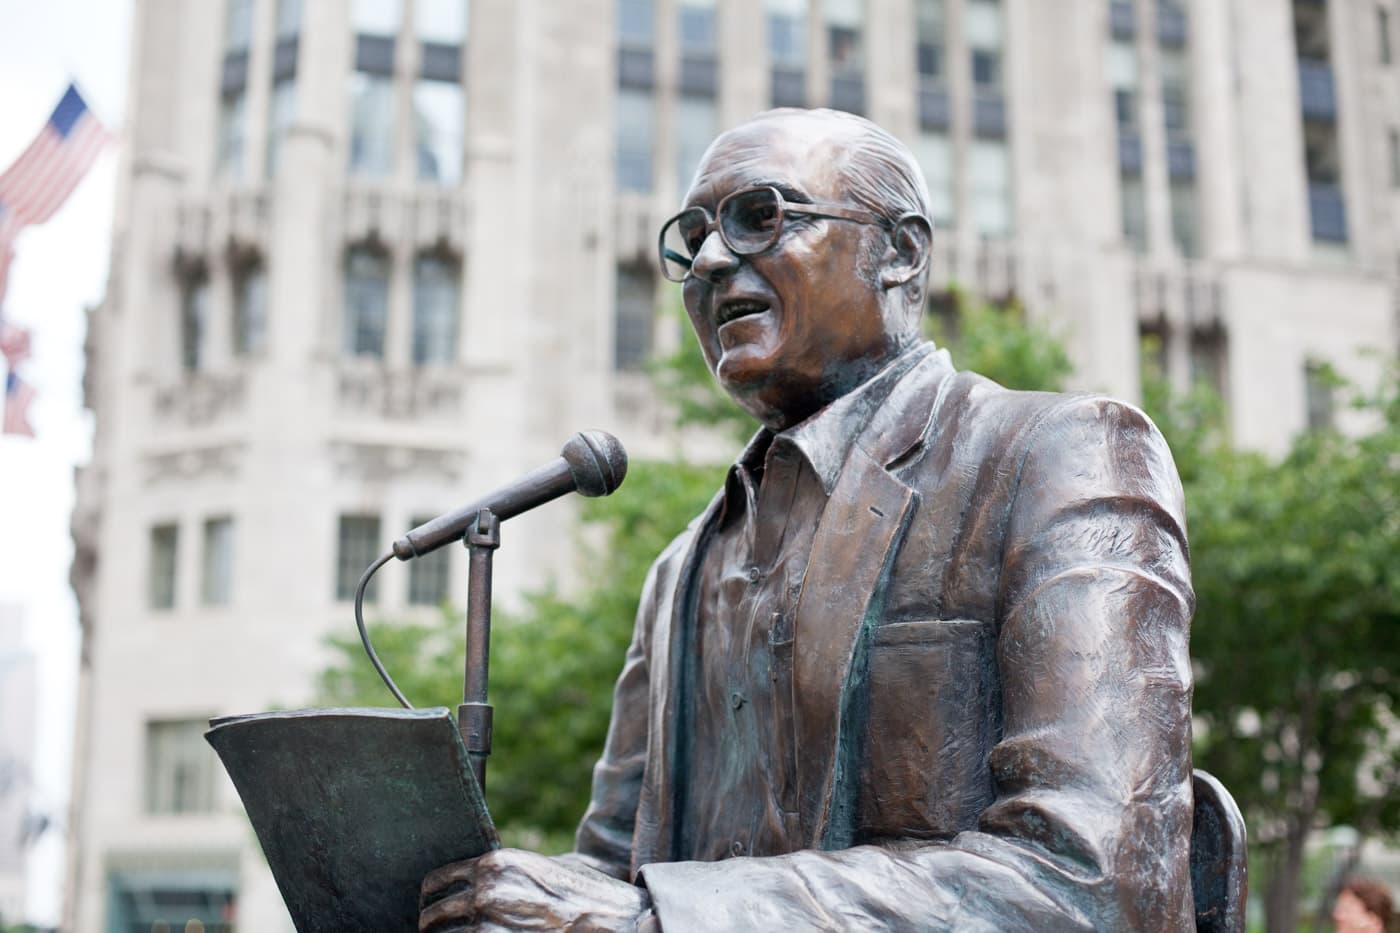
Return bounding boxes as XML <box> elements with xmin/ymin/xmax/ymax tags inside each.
<box><xmin>730</xmin><ymin>840</ymin><xmax>745</xmax><ymax>857</ymax></box>
<box><xmin>730</xmin><ymin>691</ymin><xmax>746</xmax><ymax>710</ymax></box>
<box><xmin>746</xmin><ymin>566</ymin><xmax>761</xmax><ymax>583</ymax></box>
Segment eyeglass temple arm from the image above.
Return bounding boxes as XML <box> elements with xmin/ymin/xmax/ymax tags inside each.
<box><xmin>663</xmin><ymin>246</ymin><xmax>693</xmax><ymax>267</ymax></box>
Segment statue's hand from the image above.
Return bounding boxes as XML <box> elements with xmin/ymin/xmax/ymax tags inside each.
<box><xmin>419</xmin><ymin>848</ymin><xmax>651</xmax><ymax>932</ymax></box>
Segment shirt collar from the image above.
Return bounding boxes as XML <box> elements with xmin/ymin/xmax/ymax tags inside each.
<box><xmin>730</xmin><ymin>341</ymin><xmax>933</xmax><ymax>497</ymax></box>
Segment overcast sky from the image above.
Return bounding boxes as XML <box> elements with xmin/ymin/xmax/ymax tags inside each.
<box><xmin>0</xmin><ymin>0</ymin><xmax>131</xmax><ymax>923</ymax></box>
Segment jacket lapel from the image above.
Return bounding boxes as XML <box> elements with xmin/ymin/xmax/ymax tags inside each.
<box><xmin>791</xmin><ymin>447</ymin><xmax>915</xmax><ymax>848</ymax></box>
<box><xmin>793</xmin><ymin>348</ymin><xmax>954</xmax><ymax>849</ymax></box>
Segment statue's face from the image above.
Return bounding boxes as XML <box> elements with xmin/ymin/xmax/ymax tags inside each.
<box><xmin>679</xmin><ymin>116</ymin><xmax>900</xmax><ymax>430</ymax></box>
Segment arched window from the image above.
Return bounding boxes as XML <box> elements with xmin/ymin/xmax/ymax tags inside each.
<box><xmin>180</xmin><ymin>271</ymin><xmax>210</xmax><ymax>372</ymax></box>
<box><xmin>614</xmin><ymin>264</ymin><xmax>655</xmax><ymax>371</ymax></box>
<box><xmin>413</xmin><ymin>251</ymin><xmax>460</xmax><ymax>365</ymax></box>
<box><xmin>344</xmin><ymin>245</ymin><xmax>390</xmax><ymax>359</ymax></box>
<box><xmin>232</xmin><ymin>257</ymin><xmax>267</xmax><ymax>356</ymax></box>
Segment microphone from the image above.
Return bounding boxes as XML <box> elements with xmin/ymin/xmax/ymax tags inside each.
<box><xmin>391</xmin><ymin>430</ymin><xmax>628</xmax><ymax>560</ymax></box>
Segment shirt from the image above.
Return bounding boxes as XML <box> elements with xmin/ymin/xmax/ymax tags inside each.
<box><xmin>674</xmin><ymin>343</ymin><xmax>932</xmax><ymax>862</ymax></box>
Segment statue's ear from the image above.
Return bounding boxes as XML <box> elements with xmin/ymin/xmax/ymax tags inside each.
<box><xmin>879</xmin><ymin>214</ymin><xmax>933</xmax><ymax>289</ymax></box>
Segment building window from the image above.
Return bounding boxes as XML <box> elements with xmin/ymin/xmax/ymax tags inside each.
<box><xmin>349</xmin><ymin>73</ymin><xmax>395</xmax><ymax>177</ymax></box>
<box><xmin>415</xmin><ymin>80</ymin><xmax>464</xmax><ymax>184</ymax></box>
<box><xmin>201</xmin><ymin>517</ymin><xmax>235</xmax><ymax>606</ymax></box>
<box><xmin>407</xmin><ymin>515</ymin><xmax>451</xmax><ymax>605</ymax></box>
<box><xmin>108</xmin><ymin>873</ymin><xmax>237</xmax><ymax>933</ymax></box>
<box><xmin>1121</xmin><ymin>175</ymin><xmax>1147</xmax><ymax>252</ymax></box>
<box><xmin>413</xmin><ymin>252</ymin><xmax>460</xmax><ymax>365</ymax></box>
<box><xmin>827</xmin><ymin>0</ymin><xmax>865</xmax><ymax>113</ymax></box>
<box><xmin>916</xmin><ymin>0</ymin><xmax>947</xmax><ymax>85</ymax></box>
<box><xmin>1189</xmin><ymin>326</ymin><xmax>1226</xmax><ymax>398</ymax></box>
<box><xmin>180</xmin><ymin>275</ymin><xmax>209</xmax><ymax>372</ymax></box>
<box><xmin>967</xmin><ymin>0</ymin><xmax>1003</xmax><ymax>89</ymax></box>
<box><xmin>337</xmin><ymin>514</ymin><xmax>381</xmax><ymax>601</ymax></box>
<box><xmin>971</xmin><ymin>139</ymin><xmax>1012</xmax><ymax>237</ymax></box>
<box><xmin>224</xmin><ymin>0</ymin><xmax>253</xmax><ymax>52</ymax></box>
<box><xmin>614</xmin><ymin>264</ymin><xmax>654</xmax><ymax>371</ymax></box>
<box><xmin>266</xmin><ymin>78</ymin><xmax>297</xmax><ymax>179</ymax></box>
<box><xmin>1381</xmin><ymin>6</ymin><xmax>1393</xmax><ymax>64</ymax></box>
<box><xmin>145</xmin><ymin>719</ymin><xmax>216</xmax><ymax>814</ymax></box>
<box><xmin>768</xmin><ymin>0</ymin><xmax>807</xmax><ymax>107</ymax></box>
<box><xmin>1160</xmin><ymin>48</ymin><xmax>1189</xmax><ymax>136</ymax></box>
<box><xmin>149</xmin><ymin>523</ymin><xmax>179</xmax><ymax>611</ymax></box>
<box><xmin>676</xmin><ymin>96</ymin><xmax>717</xmax><ymax>194</ymax></box>
<box><xmin>618</xmin><ymin>0</ymin><xmax>655</xmax><ymax>46</ymax></box>
<box><xmin>354</xmin><ymin>0</ymin><xmax>402</xmax><ymax>35</ymax></box>
<box><xmin>1305</xmin><ymin>361</ymin><xmax>1335</xmax><ymax>431</ymax></box>
<box><xmin>344</xmin><ymin>246</ymin><xmax>389</xmax><ymax>359</ymax></box>
<box><xmin>616</xmin><ymin>88</ymin><xmax>655</xmax><ymax>193</ymax></box>
<box><xmin>914</xmin><ymin>131</ymin><xmax>953</xmax><ymax>228</ymax></box>
<box><xmin>216</xmin><ymin>89</ymin><xmax>246</xmax><ymax>180</ymax></box>
<box><xmin>417</xmin><ymin>0</ymin><xmax>468</xmax><ymax>43</ymax></box>
<box><xmin>277</xmin><ymin>0</ymin><xmax>303</xmax><ymax>38</ymax></box>
<box><xmin>1390</xmin><ymin>129</ymin><xmax>1400</xmax><ymax>188</ymax></box>
<box><xmin>1170</xmin><ymin>181</ymin><xmax>1199</xmax><ymax>258</ymax></box>
<box><xmin>679</xmin><ymin>0</ymin><xmax>717</xmax><ymax>54</ymax></box>
<box><xmin>233</xmin><ymin>259</ymin><xmax>268</xmax><ymax>357</ymax></box>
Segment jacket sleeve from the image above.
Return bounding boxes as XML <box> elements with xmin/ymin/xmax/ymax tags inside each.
<box><xmin>637</xmin><ymin>398</ymin><xmax>1197</xmax><ymax>932</ymax></box>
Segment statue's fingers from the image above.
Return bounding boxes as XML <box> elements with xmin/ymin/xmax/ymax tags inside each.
<box><xmin>421</xmin><ymin>860</ymin><xmax>478</xmax><ymax>902</ymax></box>
<box><xmin>418</xmin><ymin>889</ymin><xmax>475</xmax><ymax>933</ymax></box>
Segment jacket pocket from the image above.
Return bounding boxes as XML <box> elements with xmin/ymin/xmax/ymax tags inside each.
<box><xmin>857</xmin><ymin>619</ymin><xmax>998</xmax><ymax>842</ymax></box>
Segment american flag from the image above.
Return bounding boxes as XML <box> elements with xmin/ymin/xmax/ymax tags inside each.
<box><xmin>0</xmin><ymin>319</ymin><xmax>30</xmax><ymax>365</ymax></box>
<box><xmin>3</xmin><ymin>371</ymin><xmax>35</xmax><ymax>437</ymax></box>
<box><xmin>0</xmin><ymin>84</ymin><xmax>110</xmax><ymax>232</ymax></box>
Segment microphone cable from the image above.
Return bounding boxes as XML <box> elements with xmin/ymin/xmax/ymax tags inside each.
<box><xmin>354</xmin><ymin>550</ymin><xmax>414</xmax><ymax>709</ymax></box>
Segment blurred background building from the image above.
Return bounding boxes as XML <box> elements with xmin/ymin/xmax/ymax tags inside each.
<box><xmin>64</xmin><ymin>0</ymin><xmax>1398</xmax><ymax>929</ymax></box>
<box><xmin>0</xmin><ymin>604</ymin><xmax>38</xmax><ymax>927</ymax></box>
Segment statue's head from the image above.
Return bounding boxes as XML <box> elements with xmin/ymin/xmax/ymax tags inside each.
<box><xmin>659</xmin><ymin>108</ymin><xmax>933</xmax><ymax>430</ymax></box>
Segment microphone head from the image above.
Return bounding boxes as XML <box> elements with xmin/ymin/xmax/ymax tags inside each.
<box><xmin>561</xmin><ymin>430</ymin><xmax>628</xmax><ymax>498</ymax></box>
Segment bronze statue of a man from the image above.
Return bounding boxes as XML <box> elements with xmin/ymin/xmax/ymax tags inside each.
<box><xmin>421</xmin><ymin>108</ymin><xmax>1195</xmax><ymax>931</ymax></box>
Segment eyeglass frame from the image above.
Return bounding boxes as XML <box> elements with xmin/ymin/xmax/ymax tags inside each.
<box><xmin>657</xmin><ymin>185</ymin><xmax>889</xmax><ymax>283</ymax></box>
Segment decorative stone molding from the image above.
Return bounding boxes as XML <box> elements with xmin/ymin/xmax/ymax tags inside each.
<box><xmin>613</xmin><ymin>192</ymin><xmax>660</xmax><ymax>265</ymax></box>
<box><xmin>329</xmin><ymin>441</ymin><xmax>465</xmax><ymax>483</ymax></box>
<box><xmin>336</xmin><ymin>364</ymin><xmax>464</xmax><ymax>421</ymax></box>
<box><xmin>344</xmin><ymin>183</ymin><xmax>407</xmax><ymax>245</ymax></box>
<box><xmin>152</xmin><ymin>371</ymin><xmax>246</xmax><ymax>428</ymax></box>
<box><xmin>411</xmin><ymin>187</ymin><xmax>468</xmax><ymax>254</ymax></box>
<box><xmin>1134</xmin><ymin>260</ymin><xmax>1221</xmax><ymax>330</ymax></box>
<box><xmin>141</xmin><ymin>443</ymin><xmax>245</xmax><ymax>486</ymax></box>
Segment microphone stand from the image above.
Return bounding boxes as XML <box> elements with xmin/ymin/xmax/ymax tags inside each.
<box><xmin>461</xmin><ymin>508</ymin><xmax>500</xmax><ymax>794</ymax></box>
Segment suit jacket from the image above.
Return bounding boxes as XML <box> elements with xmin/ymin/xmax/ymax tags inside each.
<box><xmin>574</xmin><ymin>346</ymin><xmax>1195</xmax><ymax>931</ymax></box>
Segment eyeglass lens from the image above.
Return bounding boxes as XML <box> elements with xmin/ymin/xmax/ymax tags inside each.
<box><xmin>660</xmin><ymin>188</ymin><xmax>785</xmax><ymax>280</ymax></box>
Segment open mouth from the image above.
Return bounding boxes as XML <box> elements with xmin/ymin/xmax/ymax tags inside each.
<box><xmin>716</xmin><ymin>299</ymin><xmax>770</xmax><ymax>327</ymax></box>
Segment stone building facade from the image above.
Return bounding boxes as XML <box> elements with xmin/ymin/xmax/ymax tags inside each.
<box><xmin>66</xmin><ymin>0</ymin><xmax>1397</xmax><ymax>929</ymax></box>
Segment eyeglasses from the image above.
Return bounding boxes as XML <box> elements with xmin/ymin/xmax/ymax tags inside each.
<box><xmin>657</xmin><ymin>185</ymin><xmax>886</xmax><ymax>282</ymax></box>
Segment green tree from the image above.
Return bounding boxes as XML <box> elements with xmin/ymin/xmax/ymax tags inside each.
<box><xmin>317</xmin><ymin>290</ymin><xmax>1075</xmax><ymax>847</ymax></box>
<box><xmin>1145</xmin><ymin>366</ymin><xmax>1400</xmax><ymax>933</ymax></box>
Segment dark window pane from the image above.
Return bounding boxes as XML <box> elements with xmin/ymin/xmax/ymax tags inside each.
<box><xmin>149</xmin><ymin>524</ymin><xmax>179</xmax><ymax>610</ymax></box>
<box><xmin>614</xmin><ymin>265</ymin><xmax>654</xmax><ymax>370</ymax></box>
<box><xmin>408</xmin><ymin>516</ymin><xmax>451</xmax><ymax>605</ymax></box>
<box><xmin>201</xmin><ymin>517</ymin><xmax>234</xmax><ymax>606</ymax></box>
<box><xmin>344</xmin><ymin>248</ymin><xmax>389</xmax><ymax>358</ymax></box>
<box><xmin>181</xmin><ymin>278</ymin><xmax>208</xmax><ymax>372</ymax></box>
<box><xmin>337</xmin><ymin>515</ymin><xmax>381</xmax><ymax>601</ymax></box>
<box><xmin>233</xmin><ymin>262</ymin><xmax>267</xmax><ymax>356</ymax></box>
<box><xmin>350</xmin><ymin>72</ymin><xmax>394</xmax><ymax>176</ymax></box>
<box><xmin>415</xmin><ymin>79</ymin><xmax>464</xmax><ymax>183</ymax></box>
<box><xmin>413</xmin><ymin>254</ymin><xmax>460</xmax><ymax>364</ymax></box>
<box><xmin>618</xmin><ymin>0</ymin><xmax>655</xmax><ymax>46</ymax></box>
<box><xmin>679</xmin><ymin>5</ymin><xmax>716</xmax><ymax>53</ymax></box>
<box><xmin>615</xmin><ymin>89</ymin><xmax>654</xmax><ymax>192</ymax></box>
